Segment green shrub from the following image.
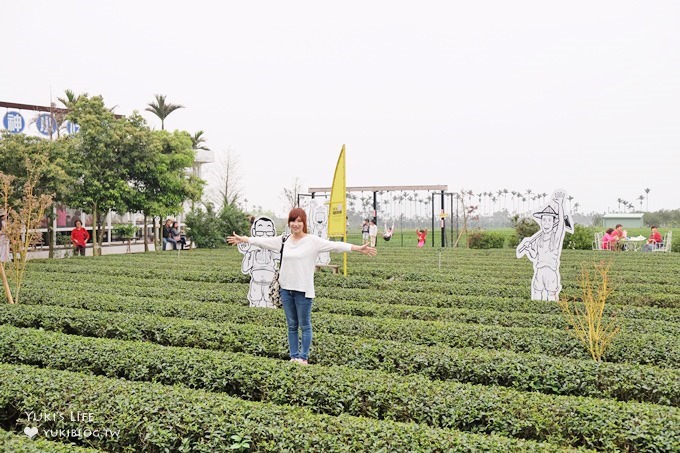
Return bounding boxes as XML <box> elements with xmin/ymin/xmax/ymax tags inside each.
<box><xmin>467</xmin><ymin>230</ymin><xmax>506</xmax><ymax>249</ymax></box>
<box><xmin>508</xmin><ymin>215</ymin><xmax>539</xmax><ymax>247</ymax></box>
<box><xmin>1</xmin><ymin>364</ymin><xmax>571</xmax><ymax>452</ymax></box>
<box><xmin>185</xmin><ymin>202</ymin><xmax>249</xmax><ymax>248</ymax></box>
<box><xmin>111</xmin><ymin>223</ymin><xmax>138</xmax><ymax>240</ymax></box>
<box><xmin>564</xmin><ymin>224</ymin><xmax>597</xmax><ymax>250</ymax></box>
<box><xmin>2</xmin><ymin>302</ymin><xmax>677</xmax><ymax>369</ymax></box>
<box><xmin>1</xmin><ymin>324</ymin><xmax>677</xmax><ymax>409</ymax></box>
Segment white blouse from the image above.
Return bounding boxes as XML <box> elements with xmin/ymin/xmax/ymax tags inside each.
<box><xmin>248</xmin><ymin>234</ymin><xmax>352</xmax><ymax>299</ymax></box>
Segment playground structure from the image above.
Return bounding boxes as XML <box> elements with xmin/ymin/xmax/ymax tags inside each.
<box><xmin>305</xmin><ymin>185</ymin><xmax>453</xmax><ymax>247</ymax></box>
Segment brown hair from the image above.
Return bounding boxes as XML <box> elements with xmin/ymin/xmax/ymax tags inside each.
<box><xmin>606</xmin><ymin>228</ymin><xmax>614</xmax><ymax>234</ymax></box>
<box><xmin>287</xmin><ymin>207</ymin><xmax>308</xmax><ymax>233</ymax></box>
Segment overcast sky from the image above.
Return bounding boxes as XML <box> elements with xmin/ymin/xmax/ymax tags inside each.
<box><xmin>2</xmin><ymin>1</ymin><xmax>679</xmax><ymax>217</ymax></box>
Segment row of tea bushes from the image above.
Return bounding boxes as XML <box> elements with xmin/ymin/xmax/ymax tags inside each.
<box><xmin>0</xmin><ymin>364</ymin><xmax>575</xmax><ymax>452</ymax></box>
<box><xmin>23</xmin><ymin>273</ymin><xmax>680</xmax><ymax>323</ymax></box>
<box><xmin>2</xmin><ymin>302</ymin><xmax>678</xmax><ymax>368</ymax></box>
<box><xmin>0</xmin><ymin>309</ymin><xmax>678</xmax><ymax>405</ymax></box>
<box><xmin>20</xmin><ymin>285</ymin><xmax>680</xmax><ymax>339</ymax></box>
<box><xmin>1</xmin><ymin>324</ymin><xmax>676</xmax><ymax>409</ymax></box>
<box><xmin>27</xmin><ymin>251</ymin><xmax>680</xmax><ymax>308</ymax></box>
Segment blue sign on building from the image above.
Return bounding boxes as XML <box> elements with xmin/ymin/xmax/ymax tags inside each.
<box><xmin>36</xmin><ymin>113</ymin><xmax>57</xmax><ymax>136</ymax></box>
<box><xmin>65</xmin><ymin>120</ymin><xmax>80</xmax><ymax>134</ymax></box>
<box><xmin>2</xmin><ymin>111</ymin><xmax>25</xmax><ymax>133</ymax></box>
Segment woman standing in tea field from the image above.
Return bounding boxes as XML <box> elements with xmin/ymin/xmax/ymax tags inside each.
<box><xmin>228</xmin><ymin>207</ymin><xmax>377</xmax><ymax>365</ymax></box>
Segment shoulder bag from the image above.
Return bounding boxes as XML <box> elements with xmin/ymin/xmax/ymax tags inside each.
<box><xmin>268</xmin><ymin>235</ymin><xmax>288</xmax><ymax>308</ymax></box>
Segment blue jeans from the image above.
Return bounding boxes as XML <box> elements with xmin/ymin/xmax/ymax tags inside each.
<box><xmin>280</xmin><ymin>289</ymin><xmax>313</xmax><ymax>360</ymax></box>
<box><xmin>164</xmin><ymin>237</ymin><xmax>177</xmax><ymax>250</ymax></box>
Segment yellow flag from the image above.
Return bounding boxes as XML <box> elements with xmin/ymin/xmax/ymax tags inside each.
<box><xmin>327</xmin><ymin>145</ymin><xmax>346</xmax><ymax>238</ymax></box>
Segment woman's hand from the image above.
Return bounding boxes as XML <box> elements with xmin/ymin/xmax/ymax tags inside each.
<box><xmin>353</xmin><ymin>243</ymin><xmax>377</xmax><ymax>256</ymax></box>
<box><xmin>226</xmin><ymin>232</ymin><xmax>248</xmax><ymax>245</ymax></box>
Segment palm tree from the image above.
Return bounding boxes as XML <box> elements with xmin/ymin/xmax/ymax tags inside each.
<box><xmin>573</xmin><ymin>202</ymin><xmax>580</xmax><ymax>213</ymax></box>
<box><xmin>57</xmin><ymin>89</ymin><xmax>87</xmax><ymax>109</ymax></box>
<box><xmin>637</xmin><ymin>195</ymin><xmax>645</xmax><ymax>211</ymax></box>
<box><xmin>617</xmin><ymin>198</ymin><xmax>622</xmax><ymax>212</ymax></box>
<box><xmin>525</xmin><ymin>189</ymin><xmax>533</xmax><ymax>211</ymax></box>
<box><xmin>191</xmin><ymin>130</ymin><xmax>209</xmax><ymax>151</ymax></box>
<box><xmin>145</xmin><ymin>94</ymin><xmax>184</xmax><ymax>130</ymax></box>
<box><xmin>644</xmin><ymin>188</ymin><xmax>651</xmax><ymax>211</ymax></box>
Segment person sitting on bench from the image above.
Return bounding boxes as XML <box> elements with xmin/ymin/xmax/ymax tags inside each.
<box><xmin>171</xmin><ymin>221</ymin><xmax>186</xmax><ymax>250</ymax></box>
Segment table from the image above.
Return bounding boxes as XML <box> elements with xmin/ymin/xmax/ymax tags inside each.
<box><xmin>620</xmin><ymin>237</ymin><xmax>645</xmax><ymax>252</ymax></box>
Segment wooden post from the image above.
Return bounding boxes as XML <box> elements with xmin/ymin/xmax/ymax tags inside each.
<box><xmin>0</xmin><ymin>263</ymin><xmax>14</xmax><ymax>304</ymax></box>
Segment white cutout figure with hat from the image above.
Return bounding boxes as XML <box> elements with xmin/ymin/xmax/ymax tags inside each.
<box><xmin>516</xmin><ymin>189</ymin><xmax>573</xmax><ymax>301</ymax></box>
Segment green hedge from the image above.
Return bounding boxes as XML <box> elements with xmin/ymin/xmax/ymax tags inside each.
<box><xmin>7</xmin><ymin>301</ymin><xmax>678</xmax><ymax>368</ymax></box>
<box><xmin>0</xmin><ymin>364</ymin><xmax>574</xmax><ymax>452</ymax></box>
<box><xmin>19</xmin><ymin>285</ymin><xmax>680</xmax><ymax>338</ymax></box>
<box><xmin>27</xmin><ymin>253</ymin><xmax>680</xmax><ymax>308</ymax></box>
<box><xmin>0</xmin><ymin>306</ymin><xmax>678</xmax><ymax>398</ymax></box>
<box><xmin>23</xmin><ymin>275</ymin><xmax>680</xmax><ymax>323</ymax></box>
<box><xmin>1</xmin><ymin>324</ymin><xmax>676</xmax><ymax>412</ymax></box>
<box><xmin>467</xmin><ymin>230</ymin><xmax>506</xmax><ymax>249</ymax></box>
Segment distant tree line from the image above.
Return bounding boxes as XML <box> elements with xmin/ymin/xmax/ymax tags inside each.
<box><xmin>643</xmin><ymin>210</ymin><xmax>680</xmax><ymax>228</ymax></box>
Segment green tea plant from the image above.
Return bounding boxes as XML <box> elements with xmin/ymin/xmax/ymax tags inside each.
<box><xmin>558</xmin><ymin>261</ymin><xmax>619</xmax><ymax>361</ymax></box>
<box><xmin>229</xmin><ymin>434</ymin><xmax>251</xmax><ymax>451</ymax></box>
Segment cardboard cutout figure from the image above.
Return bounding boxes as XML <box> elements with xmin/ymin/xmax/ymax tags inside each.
<box><xmin>303</xmin><ymin>199</ymin><xmax>331</xmax><ymax>265</ymax></box>
<box><xmin>516</xmin><ymin>189</ymin><xmax>573</xmax><ymax>301</ymax></box>
<box><xmin>238</xmin><ymin>216</ymin><xmax>280</xmax><ymax>308</ymax></box>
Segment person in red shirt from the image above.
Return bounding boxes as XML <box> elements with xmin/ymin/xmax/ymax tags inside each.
<box><xmin>643</xmin><ymin>226</ymin><xmax>663</xmax><ymax>252</ymax></box>
<box><xmin>610</xmin><ymin>224</ymin><xmax>627</xmax><ymax>251</ymax></box>
<box><xmin>71</xmin><ymin>219</ymin><xmax>90</xmax><ymax>256</ymax></box>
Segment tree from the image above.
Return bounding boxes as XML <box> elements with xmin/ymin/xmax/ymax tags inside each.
<box><xmin>1</xmin><ymin>161</ymin><xmax>52</xmax><ymax>304</ymax></box>
<box><xmin>185</xmin><ymin>201</ymin><xmax>249</xmax><ymax>249</ymax></box>
<box><xmin>453</xmin><ymin>188</ymin><xmax>479</xmax><ymax>248</ymax></box>
<box><xmin>214</xmin><ymin>149</ymin><xmax>243</xmax><ymax>209</ymax></box>
<box><xmin>145</xmin><ymin>94</ymin><xmax>184</xmax><ymax>130</ymax></box>
<box><xmin>64</xmin><ymin>95</ymin><xmax>151</xmax><ymax>255</ymax></box>
<box><xmin>0</xmin><ymin>132</ymin><xmax>73</xmax><ymax>258</ymax></box>
<box><xmin>190</xmin><ymin>130</ymin><xmax>210</xmax><ymax>181</ymax></box>
<box><xmin>644</xmin><ymin>188</ymin><xmax>651</xmax><ymax>211</ymax></box>
<box><xmin>124</xmin><ymin>128</ymin><xmax>204</xmax><ymax>251</ymax></box>
<box><xmin>281</xmin><ymin>177</ymin><xmax>304</xmax><ymax>211</ymax></box>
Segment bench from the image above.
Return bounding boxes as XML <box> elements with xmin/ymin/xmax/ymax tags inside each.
<box><xmin>315</xmin><ymin>264</ymin><xmax>340</xmax><ymax>274</ymax></box>
<box><xmin>163</xmin><ymin>235</ymin><xmax>192</xmax><ymax>251</ymax></box>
